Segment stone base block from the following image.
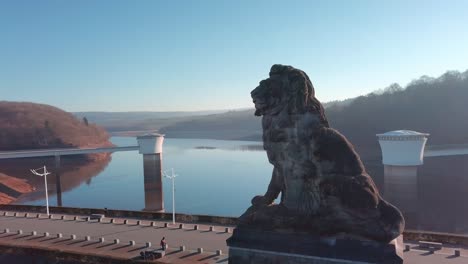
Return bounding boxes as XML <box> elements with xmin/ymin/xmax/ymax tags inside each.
<box><xmin>227</xmin><ymin>228</ymin><xmax>403</xmax><ymax>264</ymax></box>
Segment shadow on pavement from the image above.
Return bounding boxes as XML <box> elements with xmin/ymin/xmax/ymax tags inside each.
<box><xmin>128</xmin><ymin>246</ymin><xmax>147</xmax><ymax>252</ymax></box>
<box><xmin>81</xmin><ymin>241</ymin><xmax>100</xmax><ymax>247</ymax></box>
<box><xmin>198</xmin><ymin>254</ymin><xmax>218</xmax><ymax>261</ymax></box>
<box><xmin>165</xmin><ymin>249</ymin><xmax>182</xmax><ymax>256</ymax></box>
<box><xmin>180</xmin><ymin>252</ymin><xmax>200</xmax><ymax>259</ymax></box>
<box><xmin>112</xmin><ymin>244</ymin><xmax>131</xmax><ymax>251</ymax></box>
<box><xmin>96</xmin><ymin>242</ymin><xmax>114</xmax><ymax>249</ymax></box>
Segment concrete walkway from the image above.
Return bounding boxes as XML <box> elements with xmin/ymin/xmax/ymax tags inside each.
<box><xmin>0</xmin><ymin>210</ymin><xmax>467</xmax><ymax>264</ymax></box>
<box><xmin>0</xmin><ymin>210</ymin><xmax>231</xmax><ymax>263</ymax></box>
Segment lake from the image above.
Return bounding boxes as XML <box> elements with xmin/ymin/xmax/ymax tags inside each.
<box><xmin>16</xmin><ymin>137</ymin><xmax>468</xmax><ymax>234</ymax></box>
<box><xmin>19</xmin><ymin>137</ymin><xmax>271</xmax><ymax>217</ymax></box>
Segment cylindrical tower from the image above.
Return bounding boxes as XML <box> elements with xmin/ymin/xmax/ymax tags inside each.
<box><xmin>137</xmin><ymin>133</ymin><xmax>165</xmax><ymax>212</ymax></box>
<box><xmin>377</xmin><ymin>130</ymin><xmax>429</xmax><ymax>227</ymax></box>
<box><xmin>377</xmin><ymin>130</ymin><xmax>429</xmax><ymax>166</ymax></box>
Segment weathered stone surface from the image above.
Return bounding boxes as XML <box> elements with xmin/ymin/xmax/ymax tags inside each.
<box><xmin>228</xmin><ymin>228</ymin><xmax>403</xmax><ymax>264</ymax></box>
<box><xmin>240</xmin><ymin>64</ymin><xmax>405</xmax><ymax>243</ymax></box>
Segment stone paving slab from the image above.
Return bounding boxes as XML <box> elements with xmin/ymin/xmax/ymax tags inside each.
<box><xmin>405</xmin><ymin>241</ymin><xmax>468</xmax><ymax>255</ymax></box>
<box><xmin>0</xmin><ymin>211</ymin><xmax>232</xmax><ymax>252</ymax></box>
<box><xmin>0</xmin><ymin>210</ymin><xmax>231</xmax><ymax>263</ymax></box>
<box><xmin>0</xmin><ymin>240</ymin><xmax>228</xmax><ymax>264</ymax></box>
<box><xmin>404</xmin><ymin>247</ymin><xmax>468</xmax><ymax>264</ymax></box>
<box><xmin>0</xmin><ymin>210</ymin><xmax>467</xmax><ymax>263</ymax></box>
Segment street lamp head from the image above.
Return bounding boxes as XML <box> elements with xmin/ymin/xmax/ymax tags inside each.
<box><xmin>30</xmin><ymin>165</ymin><xmax>50</xmax><ymax>216</ymax></box>
<box><xmin>30</xmin><ymin>167</ymin><xmax>51</xmax><ymax>177</ymax></box>
<box><xmin>163</xmin><ymin>168</ymin><xmax>178</xmax><ymax>179</ymax></box>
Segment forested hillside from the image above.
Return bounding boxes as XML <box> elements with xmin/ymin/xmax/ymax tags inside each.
<box><xmin>326</xmin><ymin>70</ymin><xmax>468</xmax><ymax>157</ymax></box>
<box><xmin>0</xmin><ymin>102</ymin><xmax>113</xmax><ymax>204</ymax></box>
<box><xmin>0</xmin><ymin>102</ymin><xmax>111</xmax><ymax>150</ymax></box>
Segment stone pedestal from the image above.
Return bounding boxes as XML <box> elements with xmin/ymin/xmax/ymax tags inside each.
<box><xmin>227</xmin><ymin>228</ymin><xmax>403</xmax><ymax>264</ymax></box>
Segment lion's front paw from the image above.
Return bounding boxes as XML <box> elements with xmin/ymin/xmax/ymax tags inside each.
<box><xmin>251</xmin><ymin>195</ymin><xmax>271</xmax><ymax>206</ymax></box>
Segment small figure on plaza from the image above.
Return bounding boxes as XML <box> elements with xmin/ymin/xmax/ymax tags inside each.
<box><xmin>160</xmin><ymin>236</ymin><xmax>167</xmax><ymax>251</ymax></box>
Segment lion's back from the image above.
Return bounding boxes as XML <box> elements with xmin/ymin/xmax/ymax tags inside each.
<box><xmin>313</xmin><ymin>127</ymin><xmax>366</xmax><ymax>176</ymax></box>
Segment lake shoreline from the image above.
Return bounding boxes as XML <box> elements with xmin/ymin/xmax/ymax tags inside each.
<box><xmin>0</xmin><ymin>153</ymin><xmax>111</xmax><ymax>205</ymax></box>
<box><xmin>110</xmin><ymin>130</ymin><xmax>262</xmax><ymax>142</ymax></box>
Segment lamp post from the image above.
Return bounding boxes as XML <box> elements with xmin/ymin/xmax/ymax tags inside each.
<box><xmin>30</xmin><ymin>166</ymin><xmax>51</xmax><ymax>216</ymax></box>
<box><xmin>163</xmin><ymin>168</ymin><xmax>178</xmax><ymax>225</ymax></box>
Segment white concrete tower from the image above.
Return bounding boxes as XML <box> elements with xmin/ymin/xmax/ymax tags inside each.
<box><xmin>377</xmin><ymin>130</ymin><xmax>429</xmax><ymax>221</ymax></box>
<box><xmin>137</xmin><ymin>133</ymin><xmax>165</xmax><ymax>212</ymax></box>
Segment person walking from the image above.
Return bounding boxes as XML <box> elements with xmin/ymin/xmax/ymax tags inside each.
<box><xmin>160</xmin><ymin>237</ymin><xmax>167</xmax><ymax>250</ymax></box>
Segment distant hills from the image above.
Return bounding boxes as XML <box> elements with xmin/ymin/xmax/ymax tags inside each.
<box><xmin>76</xmin><ymin>69</ymin><xmax>468</xmax><ymax>158</ymax></box>
<box><xmin>0</xmin><ymin>102</ymin><xmax>112</xmax><ymax>150</ymax></box>
<box><xmin>73</xmin><ymin>110</ymin><xmax>229</xmax><ymax>133</ymax></box>
<box><xmin>325</xmin><ymin>70</ymin><xmax>468</xmax><ymax>157</ymax></box>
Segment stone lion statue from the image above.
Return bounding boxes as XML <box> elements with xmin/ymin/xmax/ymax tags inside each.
<box><xmin>239</xmin><ymin>64</ymin><xmax>404</xmax><ymax>243</ymax></box>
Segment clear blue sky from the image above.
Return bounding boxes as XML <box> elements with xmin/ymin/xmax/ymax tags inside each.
<box><xmin>1</xmin><ymin>0</ymin><xmax>467</xmax><ymax>112</ymax></box>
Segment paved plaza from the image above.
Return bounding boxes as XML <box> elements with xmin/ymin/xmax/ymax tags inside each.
<box><xmin>0</xmin><ymin>210</ymin><xmax>230</xmax><ymax>263</ymax></box>
<box><xmin>0</xmin><ymin>210</ymin><xmax>467</xmax><ymax>263</ymax></box>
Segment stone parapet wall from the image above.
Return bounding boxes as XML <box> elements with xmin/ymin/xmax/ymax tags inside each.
<box><xmin>404</xmin><ymin>229</ymin><xmax>468</xmax><ymax>246</ymax></box>
<box><xmin>0</xmin><ymin>204</ymin><xmax>238</xmax><ymax>226</ymax></box>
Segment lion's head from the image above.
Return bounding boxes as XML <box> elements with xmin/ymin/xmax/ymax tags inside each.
<box><xmin>251</xmin><ymin>64</ymin><xmax>329</xmax><ymax>127</ymax></box>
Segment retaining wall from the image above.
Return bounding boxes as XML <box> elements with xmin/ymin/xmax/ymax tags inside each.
<box><xmin>0</xmin><ymin>204</ymin><xmax>238</xmax><ymax>226</ymax></box>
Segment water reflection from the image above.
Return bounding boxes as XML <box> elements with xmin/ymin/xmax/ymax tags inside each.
<box><xmin>383</xmin><ymin>165</ymin><xmax>420</xmax><ymax>230</ymax></box>
<box><xmin>142</xmin><ymin>154</ymin><xmax>164</xmax><ymax>212</ymax></box>
<box><xmin>193</xmin><ymin>144</ymin><xmax>264</xmax><ymax>152</ymax></box>
<box><xmin>233</xmin><ymin>144</ymin><xmax>264</xmax><ymax>151</ymax></box>
<box><xmin>417</xmin><ymin>156</ymin><xmax>468</xmax><ymax>234</ymax></box>
<box><xmin>12</xmin><ymin>137</ymin><xmax>468</xmax><ymax>235</ymax></box>
<box><xmin>373</xmin><ymin>155</ymin><xmax>468</xmax><ymax>235</ymax></box>
<box><xmin>4</xmin><ymin>153</ymin><xmax>111</xmax><ymax>205</ymax></box>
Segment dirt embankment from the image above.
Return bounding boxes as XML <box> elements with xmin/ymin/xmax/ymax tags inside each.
<box><xmin>0</xmin><ymin>173</ymin><xmax>35</xmax><ymax>204</ymax></box>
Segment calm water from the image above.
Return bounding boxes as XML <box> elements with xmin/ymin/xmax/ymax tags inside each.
<box><xmin>16</xmin><ymin>137</ymin><xmax>468</xmax><ymax>234</ymax></box>
<box><xmin>20</xmin><ymin>137</ymin><xmax>271</xmax><ymax>217</ymax></box>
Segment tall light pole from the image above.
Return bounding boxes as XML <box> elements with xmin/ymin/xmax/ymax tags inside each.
<box><xmin>30</xmin><ymin>166</ymin><xmax>51</xmax><ymax>216</ymax></box>
<box><xmin>163</xmin><ymin>168</ymin><xmax>178</xmax><ymax>225</ymax></box>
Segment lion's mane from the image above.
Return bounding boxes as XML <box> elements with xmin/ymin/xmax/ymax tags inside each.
<box><xmin>264</xmin><ymin>64</ymin><xmax>329</xmax><ymax>127</ymax></box>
